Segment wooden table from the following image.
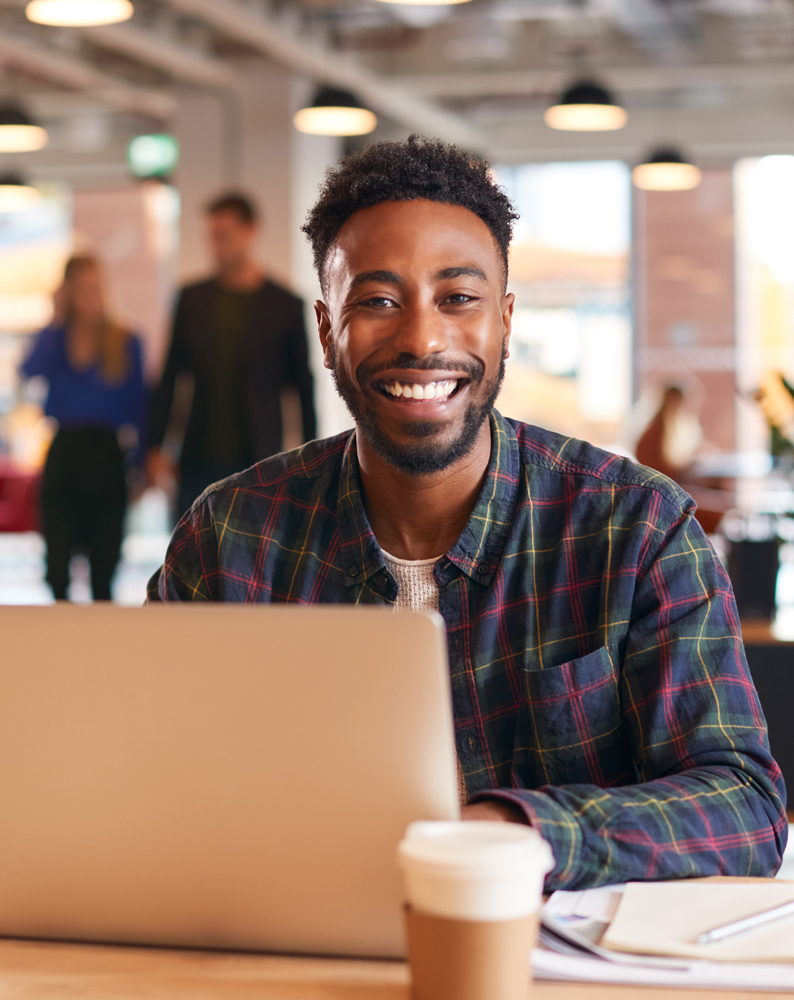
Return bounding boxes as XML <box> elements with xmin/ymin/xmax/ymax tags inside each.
<box><xmin>0</xmin><ymin>938</ymin><xmax>783</xmax><ymax>1000</ymax></box>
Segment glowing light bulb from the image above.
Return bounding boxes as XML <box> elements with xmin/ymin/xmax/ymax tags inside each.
<box><xmin>0</xmin><ymin>177</ymin><xmax>41</xmax><ymax>213</ymax></box>
<box><xmin>545</xmin><ymin>80</ymin><xmax>626</xmax><ymax>132</ymax></box>
<box><xmin>0</xmin><ymin>104</ymin><xmax>48</xmax><ymax>152</ymax></box>
<box><xmin>632</xmin><ymin>150</ymin><xmax>702</xmax><ymax>191</ymax></box>
<box><xmin>26</xmin><ymin>0</ymin><xmax>133</xmax><ymax>26</ymax></box>
<box><xmin>294</xmin><ymin>89</ymin><xmax>377</xmax><ymax>137</ymax></box>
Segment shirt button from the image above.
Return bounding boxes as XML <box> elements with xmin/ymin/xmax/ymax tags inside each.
<box><xmin>477</xmin><ymin>564</ymin><xmax>490</xmax><ymax>575</ymax></box>
<box><xmin>347</xmin><ymin>565</ymin><xmax>359</xmax><ymax>577</ymax></box>
<box><xmin>374</xmin><ymin>574</ymin><xmax>387</xmax><ymax>590</ymax></box>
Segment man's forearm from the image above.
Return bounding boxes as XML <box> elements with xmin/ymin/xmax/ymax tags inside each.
<box><xmin>470</xmin><ymin>764</ymin><xmax>787</xmax><ymax>891</ymax></box>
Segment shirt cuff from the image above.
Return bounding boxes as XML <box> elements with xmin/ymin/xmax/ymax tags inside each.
<box><xmin>467</xmin><ymin>788</ymin><xmax>535</xmax><ymax>825</ymax></box>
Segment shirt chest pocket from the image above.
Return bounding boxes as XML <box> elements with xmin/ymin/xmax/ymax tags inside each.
<box><xmin>511</xmin><ymin>644</ymin><xmax>634</xmax><ymax>790</ymax></box>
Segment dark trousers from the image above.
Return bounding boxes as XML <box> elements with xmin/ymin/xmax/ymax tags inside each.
<box><xmin>40</xmin><ymin>427</ymin><xmax>127</xmax><ymax>601</ymax></box>
<box><xmin>177</xmin><ymin>461</ymin><xmax>243</xmax><ymax>524</ymax></box>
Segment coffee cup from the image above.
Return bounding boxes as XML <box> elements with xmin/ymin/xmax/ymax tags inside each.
<box><xmin>397</xmin><ymin>820</ymin><xmax>553</xmax><ymax>1000</ymax></box>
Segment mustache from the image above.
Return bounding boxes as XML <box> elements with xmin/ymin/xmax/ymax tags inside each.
<box><xmin>359</xmin><ymin>354</ymin><xmax>485</xmax><ymax>384</ymax></box>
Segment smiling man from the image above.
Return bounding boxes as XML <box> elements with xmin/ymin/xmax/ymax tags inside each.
<box><xmin>148</xmin><ymin>136</ymin><xmax>787</xmax><ymax>889</ymax></box>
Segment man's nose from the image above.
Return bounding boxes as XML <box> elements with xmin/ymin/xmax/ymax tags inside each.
<box><xmin>391</xmin><ymin>302</ymin><xmax>448</xmax><ymax>359</ymax></box>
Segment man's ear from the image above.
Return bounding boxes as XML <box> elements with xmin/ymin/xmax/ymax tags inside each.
<box><xmin>315</xmin><ymin>301</ymin><xmax>334</xmax><ymax>370</ymax></box>
<box><xmin>501</xmin><ymin>292</ymin><xmax>515</xmax><ymax>360</ymax></box>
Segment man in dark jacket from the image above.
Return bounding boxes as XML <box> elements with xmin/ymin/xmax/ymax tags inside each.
<box><xmin>147</xmin><ymin>192</ymin><xmax>316</xmax><ymax>519</ymax></box>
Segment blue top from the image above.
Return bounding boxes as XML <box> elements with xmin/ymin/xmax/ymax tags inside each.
<box><xmin>21</xmin><ymin>324</ymin><xmax>148</xmax><ymax>464</ymax></box>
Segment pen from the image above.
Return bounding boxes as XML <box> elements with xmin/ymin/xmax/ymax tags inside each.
<box><xmin>697</xmin><ymin>899</ymin><xmax>794</xmax><ymax>943</ymax></box>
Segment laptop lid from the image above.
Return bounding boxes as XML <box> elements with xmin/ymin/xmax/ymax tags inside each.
<box><xmin>0</xmin><ymin>604</ymin><xmax>459</xmax><ymax>957</ymax></box>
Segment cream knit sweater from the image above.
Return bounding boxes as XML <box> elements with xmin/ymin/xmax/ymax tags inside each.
<box><xmin>382</xmin><ymin>549</ymin><xmax>467</xmax><ymax>803</ymax></box>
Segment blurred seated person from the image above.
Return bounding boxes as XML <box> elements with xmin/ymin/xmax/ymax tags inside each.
<box><xmin>754</xmin><ymin>371</ymin><xmax>794</xmax><ymax>458</ymax></box>
<box><xmin>146</xmin><ymin>192</ymin><xmax>316</xmax><ymax>521</ymax></box>
<box><xmin>20</xmin><ymin>255</ymin><xmax>146</xmax><ymax>601</ymax></box>
<box><xmin>636</xmin><ymin>384</ymin><xmax>729</xmax><ymax>534</ymax></box>
<box><xmin>636</xmin><ymin>385</ymin><xmax>699</xmax><ymax>481</ymax></box>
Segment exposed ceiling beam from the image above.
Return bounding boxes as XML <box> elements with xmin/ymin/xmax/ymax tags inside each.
<box><xmin>399</xmin><ymin>61</ymin><xmax>794</xmax><ymax>99</ymax></box>
<box><xmin>590</xmin><ymin>0</ymin><xmax>697</xmax><ymax>53</ymax></box>
<box><xmin>0</xmin><ymin>28</ymin><xmax>175</xmax><ymax>119</ymax></box>
<box><xmin>490</xmin><ymin>136</ymin><xmax>794</xmax><ymax>166</ymax></box>
<box><xmin>82</xmin><ymin>22</ymin><xmax>240</xmax><ymax>90</ymax></box>
<box><xmin>163</xmin><ymin>0</ymin><xmax>486</xmax><ymax>149</ymax></box>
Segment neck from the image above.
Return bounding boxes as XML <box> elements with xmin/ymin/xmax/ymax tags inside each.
<box><xmin>357</xmin><ymin>422</ymin><xmax>492</xmax><ymax>561</ymax></box>
<box><xmin>217</xmin><ymin>259</ymin><xmax>264</xmax><ymax>292</ymax></box>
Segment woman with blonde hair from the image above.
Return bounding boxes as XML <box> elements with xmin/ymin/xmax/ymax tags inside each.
<box><xmin>20</xmin><ymin>254</ymin><xmax>146</xmax><ymax>601</ymax></box>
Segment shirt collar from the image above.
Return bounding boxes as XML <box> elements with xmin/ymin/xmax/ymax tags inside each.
<box><xmin>336</xmin><ymin>433</ymin><xmax>388</xmax><ymax>588</ymax></box>
<box><xmin>336</xmin><ymin>410</ymin><xmax>519</xmax><ymax>588</ymax></box>
<box><xmin>440</xmin><ymin>410</ymin><xmax>519</xmax><ymax>586</ymax></box>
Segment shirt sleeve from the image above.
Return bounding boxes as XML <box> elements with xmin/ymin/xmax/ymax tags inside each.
<box><xmin>123</xmin><ymin>335</ymin><xmax>148</xmax><ymax>469</ymax></box>
<box><xmin>146</xmin><ymin>502</ymin><xmax>215</xmax><ymax>602</ymax></box>
<box><xmin>472</xmin><ymin>505</ymin><xmax>788</xmax><ymax>890</ymax></box>
<box><xmin>148</xmin><ymin>292</ymin><xmax>189</xmax><ymax>450</ymax></box>
<box><xmin>20</xmin><ymin>324</ymin><xmax>62</xmax><ymax>379</ymax></box>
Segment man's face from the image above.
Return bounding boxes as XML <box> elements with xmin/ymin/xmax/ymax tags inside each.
<box><xmin>317</xmin><ymin>199</ymin><xmax>513</xmax><ymax>476</ymax></box>
<box><xmin>207</xmin><ymin>210</ymin><xmax>257</xmax><ymax>272</ymax></box>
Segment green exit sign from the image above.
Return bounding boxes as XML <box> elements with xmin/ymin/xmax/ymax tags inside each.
<box><xmin>127</xmin><ymin>133</ymin><xmax>179</xmax><ymax>179</ymax></box>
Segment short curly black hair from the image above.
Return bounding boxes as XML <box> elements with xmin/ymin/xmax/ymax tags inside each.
<box><xmin>302</xmin><ymin>134</ymin><xmax>518</xmax><ymax>293</ymax></box>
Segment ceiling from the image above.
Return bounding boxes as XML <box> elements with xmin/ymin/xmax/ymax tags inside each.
<box><xmin>1</xmin><ymin>0</ymin><xmax>794</xmax><ymax>173</ymax></box>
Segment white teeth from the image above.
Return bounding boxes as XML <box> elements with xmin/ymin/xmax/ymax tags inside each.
<box><xmin>381</xmin><ymin>379</ymin><xmax>459</xmax><ymax>401</ymax></box>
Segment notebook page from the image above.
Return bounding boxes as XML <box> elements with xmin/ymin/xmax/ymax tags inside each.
<box><xmin>533</xmin><ymin>947</ymin><xmax>794</xmax><ymax>990</ymax></box>
<box><xmin>601</xmin><ymin>881</ymin><xmax>794</xmax><ymax>963</ymax></box>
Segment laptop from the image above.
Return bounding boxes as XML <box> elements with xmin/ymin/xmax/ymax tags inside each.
<box><xmin>0</xmin><ymin>604</ymin><xmax>459</xmax><ymax>957</ymax></box>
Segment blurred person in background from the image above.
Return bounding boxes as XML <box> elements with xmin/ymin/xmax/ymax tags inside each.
<box><xmin>635</xmin><ymin>385</ymin><xmax>701</xmax><ymax>481</ymax></box>
<box><xmin>636</xmin><ymin>383</ymin><xmax>730</xmax><ymax>534</ymax></box>
<box><xmin>20</xmin><ymin>254</ymin><xmax>147</xmax><ymax>601</ymax></box>
<box><xmin>146</xmin><ymin>192</ymin><xmax>316</xmax><ymax>521</ymax></box>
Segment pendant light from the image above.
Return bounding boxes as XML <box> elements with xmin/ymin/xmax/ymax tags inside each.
<box><xmin>544</xmin><ymin>79</ymin><xmax>627</xmax><ymax>132</ymax></box>
<box><xmin>293</xmin><ymin>88</ymin><xmax>377</xmax><ymax>137</ymax></box>
<box><xmin>375</xmin><ymin>0</ymin><xmax>471</xmax><ymax>6</ymax></box>
<box><xmin>0</xmin><ymin>174</ymin><xmax>41</xmax><ymax>212</ymax></box>
<box><xmin>26</xmin><ymin>0</ymin><xmax>133</xmax><ymax>26</ymax></box>
<box><xmin>632</xmin><ymin>148</ymin><xmax>702</xmax><ymax>192</ymax></box>
<box><xmin>0</xmin><ymin>104</ymin><xmax>48</xmax><ymax>153</ymax></box>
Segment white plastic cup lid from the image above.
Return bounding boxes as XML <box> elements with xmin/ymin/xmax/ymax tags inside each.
<box><xmin>398</xmin><ymin>820</ymin><xmax>554</xmax><ymax>877</ymax></box>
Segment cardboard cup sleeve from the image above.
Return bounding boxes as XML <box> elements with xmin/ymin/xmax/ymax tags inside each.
<box><xmin>404</xmin><ymin>904</ymin><xmax>537</xmax><ymax>1000</ymax></box>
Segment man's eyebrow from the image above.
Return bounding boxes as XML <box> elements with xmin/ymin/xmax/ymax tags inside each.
<box><xmin>435</xmin><ymin>266</ymin><xmax>488</xmax><ymax>282</ymax></box>
<box><xmin>349</xmin><ymin>270</ymin><xmax>403</xmax><ymax>289</ymax></box>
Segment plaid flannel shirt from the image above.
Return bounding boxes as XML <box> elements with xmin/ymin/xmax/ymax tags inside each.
<box><xmin>148</xmin><ymin>410</ymin><xmax>787</xmax><ymax>890</ymax></box>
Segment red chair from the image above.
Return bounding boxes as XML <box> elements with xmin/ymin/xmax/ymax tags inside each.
<box><xmin>0</xmin><ymin>459</ymin><xmax>41</xmax><ymax>533</ymax></box>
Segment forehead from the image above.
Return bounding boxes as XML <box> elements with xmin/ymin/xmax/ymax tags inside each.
<box><xmin>208</xmin><ymin>211</ymin><xmax>250</xmax><ymax>230</ymax></box>
<box><xmin>327</xmin><ymin>199</ymin><xmax>502</xmax><ymax>286</ymax></box>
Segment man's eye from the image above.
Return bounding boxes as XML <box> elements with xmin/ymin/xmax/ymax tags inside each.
<box><xmin>361</xmin><ymin>296</ymin><xmax>397</xmax><ymax>308</ymax></box>
<box><xmin>445</xmin><ymin>294</ymin><xmax>475</xmax><ymax>304</ymax></box>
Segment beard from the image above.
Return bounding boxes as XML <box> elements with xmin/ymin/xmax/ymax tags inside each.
<box><xmin>329</xmin><ymin>346</ymin><xmax>506</xmax><ymax>476</ymax></box>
